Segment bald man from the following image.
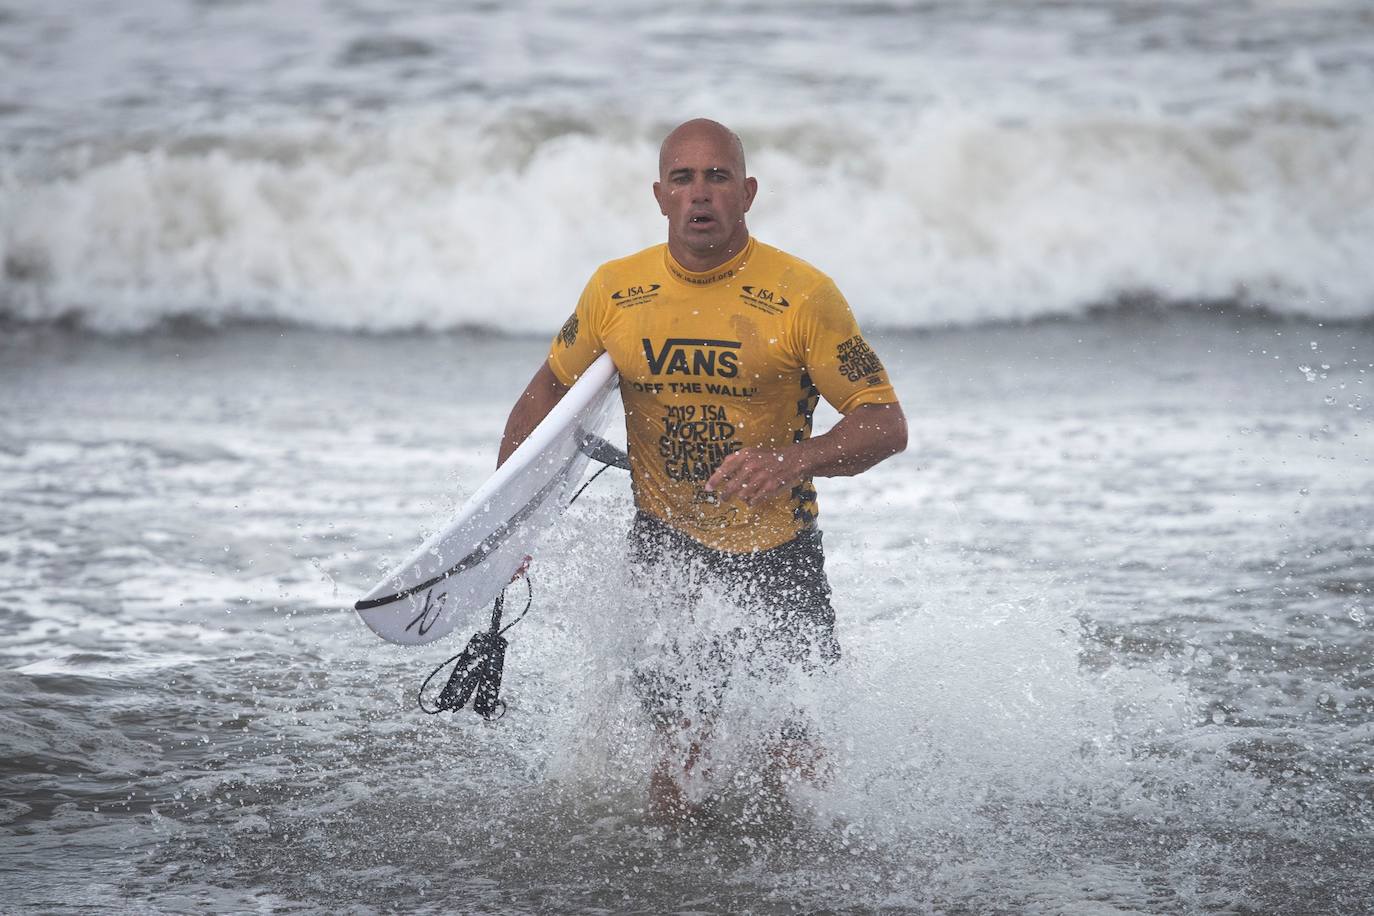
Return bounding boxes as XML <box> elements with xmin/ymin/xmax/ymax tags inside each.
<box><xmin>498</xmin><ymin>119</ymin><xmax>907</xmax><ymax>821</ymax></box>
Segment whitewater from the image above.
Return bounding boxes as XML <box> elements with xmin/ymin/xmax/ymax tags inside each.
<box><xmin>2</xmin><ymin>0</ymin><xmax>1373</xmax><ymax>332</ymax></box>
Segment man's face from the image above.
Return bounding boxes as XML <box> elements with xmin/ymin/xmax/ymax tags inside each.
<box><xmin>653</xmin><ymin>129</ymin><xmax>757</xmax><ymax>265</ymax></box>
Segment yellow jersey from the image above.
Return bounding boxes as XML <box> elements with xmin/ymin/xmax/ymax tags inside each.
<box><xmin>547</xmin><ymin>238</ymin><xmax>898</xmax><ymax>552</ymax></box>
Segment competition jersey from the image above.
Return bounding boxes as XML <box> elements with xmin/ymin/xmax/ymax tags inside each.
<box><xmin>547</xmin><ymin>237</ymin><xmax>897</xmax><ymax>553</ymax></box>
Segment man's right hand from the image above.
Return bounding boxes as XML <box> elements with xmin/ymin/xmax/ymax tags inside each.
<box><xmin>704</xmin><ymin>446</ymin><xmax>808</xmax><ymax>507</ymax></box>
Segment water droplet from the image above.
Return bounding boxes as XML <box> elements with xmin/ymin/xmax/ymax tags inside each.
<box><xmin>1324</xmin><ymin>396</ymin><xmax>1337</xmax><ymax>405</ymax></box>
<box><xmin>1298</xmin><ymin>365</ymin><xmax>1317</xmax><ymax>382</ymax></box>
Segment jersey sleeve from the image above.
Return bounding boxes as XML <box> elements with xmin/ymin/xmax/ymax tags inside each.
<box><xmin>546</xmin><ymin>271</ymin><xmax>607</xmax><ymax>386</ymax></box>
<box><xmin>790</xmin><ymin>277</ymin><xmax>899</xmax><ymax>414</ymax></box>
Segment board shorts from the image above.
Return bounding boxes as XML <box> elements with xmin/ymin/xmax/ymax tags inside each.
<box><xmin>626</xmin><ymin>511</ymin><xmax>841</xmax><ymax>732</ymax></box>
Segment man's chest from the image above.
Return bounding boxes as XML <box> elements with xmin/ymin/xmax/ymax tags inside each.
<box><xmin>599</xmin><ymin>285</ymin><xmax>801</xmax><ymax>399</ymax></box>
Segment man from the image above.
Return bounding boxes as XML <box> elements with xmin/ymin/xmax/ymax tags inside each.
<box><xmin>497</xmin><ymin>119</ymin><xmax>907</xmax><ymax>820</ymax></box>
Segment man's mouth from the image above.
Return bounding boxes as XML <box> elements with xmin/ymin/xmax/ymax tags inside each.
<box><xmin>688</xmin><ymin>213</ymin><xmax>716</xmax><ymax>227</ymax></box>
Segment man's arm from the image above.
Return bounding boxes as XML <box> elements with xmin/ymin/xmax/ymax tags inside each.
<box><xmin>497</xmin><ymin>361</ymin><xmax>571</xmax><ymax>468</ymax></box>
<box><xmin>705</xmin><ymin>402</ymin><xmax>907</xmax><ymax>506</ymax></box>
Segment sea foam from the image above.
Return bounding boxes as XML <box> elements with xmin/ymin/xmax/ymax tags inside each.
<box><xmin>3</xmin><ymin>106</ymin><xmax>1371</xmax><ymax>333</ymax></box>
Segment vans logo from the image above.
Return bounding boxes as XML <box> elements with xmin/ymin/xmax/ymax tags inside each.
<box><xmin>739</xmin><ymin>285</ymin><xmax>789</xmax><ymax>315</ymax></box>
<box><xmin>611</xmin><ymin>284</ymin><xmax>662</xmax><ymax>309</ymax></box>
<box><xmin>642</xmin><ymin>338</ymin><xmax>741</xmax><ymax>378</ymax></box>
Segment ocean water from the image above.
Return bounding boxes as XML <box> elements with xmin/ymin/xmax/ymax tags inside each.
<box><xmin>2</xmin><ymin>316</ymin><xmax>1371</xmax><ymax>913</ymax></box>
<box><xmin>3</xmin><ymin>1</ymin><xmax>1373</xmax><ymax>913</ymax></box>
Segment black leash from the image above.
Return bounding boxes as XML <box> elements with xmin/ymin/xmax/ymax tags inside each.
<box><xmin>568</xmin><ymin>461</ymin><xmax>615</xmax><ymax>506</ymax></box>
<box><xmin>417</xmin><ymin>574</ymin><xmax>532</xmax><ymax>720</ymax></box>
<box><xmin>416</xmin><ymin>450</ymin><xmax>623</xmax><ymax>720</ymax></box>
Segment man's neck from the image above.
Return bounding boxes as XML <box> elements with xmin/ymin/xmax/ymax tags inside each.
<box><xmin>666</xmin><ymin>230</ymin><xmax>751</xmax><ymax>274</ymax></box>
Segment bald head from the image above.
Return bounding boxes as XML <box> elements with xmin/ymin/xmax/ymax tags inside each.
<box><xmin>652</xmin><ymin>118</ymin><xmax>757</xmax><ymax>271</ymax></box>
<box><xmin>658</xmin><ymin>118</ymin><xmax>747</xmax><ymax>178</ymax></box>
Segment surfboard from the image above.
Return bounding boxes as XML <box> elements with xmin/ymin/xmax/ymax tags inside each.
<box><xmin>355</xmin><ymin>353</ymin><xmax>622</xmax><ymax>646</ymax></box>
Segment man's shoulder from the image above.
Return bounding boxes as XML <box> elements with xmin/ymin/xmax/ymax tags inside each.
<box><xmin>591</xmin><ymin>244</ymin><xmax>666</xmax><ymax>281</ymax></box>
<box><xmin>749</xmin><ymin>239</ymin><xmax>834</xmax><ymax>292</ymax></box>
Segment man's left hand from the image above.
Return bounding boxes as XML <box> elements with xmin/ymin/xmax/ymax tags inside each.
<box><xmin>705</xmin><ymin>447</ymin><xmax>806</xmax><ymax>507</ymax></box>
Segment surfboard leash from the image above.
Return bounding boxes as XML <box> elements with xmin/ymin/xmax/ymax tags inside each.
<box><xmin>416</xmin><ymin>575</ymin><xmax>532</xmax><ymax>720</ymax></box>
<box><xmin>567</xmin><ymin>463</ymin><xmax>608</xmax><ymax>505</ymax></box>
<box><xmin>415</xmin><ymin>449</ymin><xmax>626</xmax><ymax>721</ymax></box>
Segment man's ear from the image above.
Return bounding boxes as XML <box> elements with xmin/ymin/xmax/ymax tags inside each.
<box><xmin>743</xmin><ymin>176</ymin><xmax>758</xmax><ymax>213</ymax></box>
<box><xmin>652</xmin><ymin>180</ymin><xmax>668</xmax><ymax>216</ymax></box>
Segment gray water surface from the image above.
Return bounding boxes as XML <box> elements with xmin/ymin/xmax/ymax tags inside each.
<box><xmin>2</xmin><ymin>313</ymin><xmax>1371</xmax><ymax>913</ymax></box>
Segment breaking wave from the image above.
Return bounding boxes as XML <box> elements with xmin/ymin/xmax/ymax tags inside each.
<box><xmin>3</xmin><ymin>105</ymin><xmax>1371</xmax><ymax>333</ymax></box>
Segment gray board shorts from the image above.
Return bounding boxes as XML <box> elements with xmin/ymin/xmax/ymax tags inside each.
<box><xmin>626</xmin><ymin>511</ymin><xmax>841</xmax><ymax>731</ymax></box>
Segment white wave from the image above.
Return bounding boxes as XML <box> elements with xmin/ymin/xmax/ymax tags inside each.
<box><xmin>2</xmin><ymin>106</ymin><xmax>1371</xmax><ymax>332</ymax></box>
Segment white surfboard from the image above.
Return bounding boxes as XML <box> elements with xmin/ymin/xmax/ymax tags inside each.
<box><xmin>355</xmin><ymin>353</ymin><xmax>622</xmax><ymax>645</ymax></box>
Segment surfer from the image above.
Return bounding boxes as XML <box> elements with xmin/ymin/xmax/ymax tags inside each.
<box><xmin>497</xmin><ymin>118</ymin><xmax>907</xmax><ymax>820</ymax></box>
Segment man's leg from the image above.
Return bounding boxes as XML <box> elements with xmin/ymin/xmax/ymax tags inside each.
<box><xmin>647</xmin><ymin>715</ymin><xmax>710</xmax><ymax>822</ymax></box>
<box><xmin>627</xmin><ymin>517</ymin><xmax>841</xmax><ymax>821</ymax></box>
<box><xmin>626</xmin><ymin>512</ymin><xmax>720</xmax><ymax>823</ymax></box>
<box><xmin>730</xmin><ymin>527</ymin><xmax>841</xmax><ymax>791</ymax></box>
